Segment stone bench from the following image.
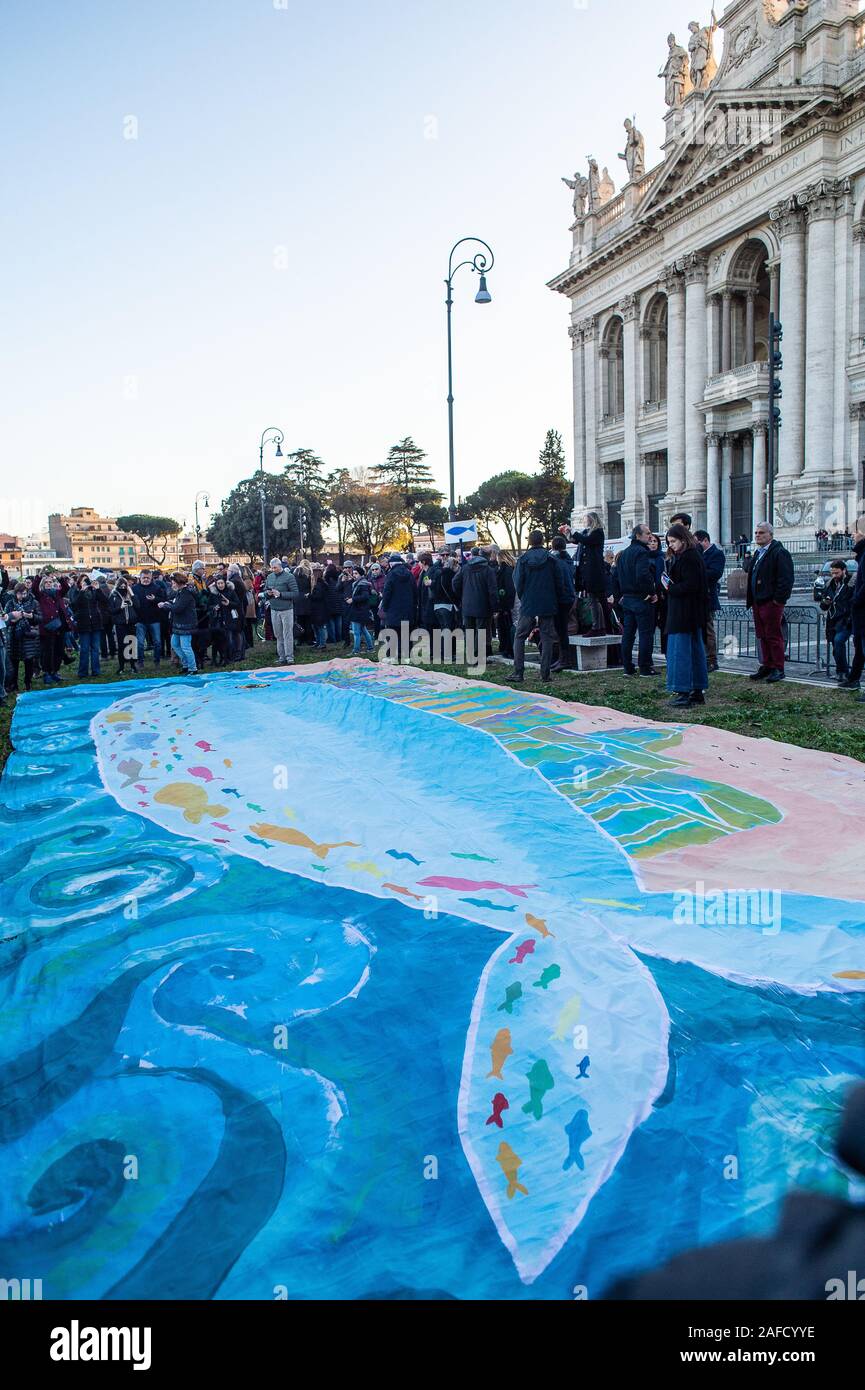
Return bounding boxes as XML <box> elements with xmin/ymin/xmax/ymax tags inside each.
<box><xmin>568</xmin><ymin>633</ymin><xmax>622</xmax><ymax>671</ymax></box>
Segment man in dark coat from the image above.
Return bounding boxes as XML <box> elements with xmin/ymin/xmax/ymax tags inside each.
<box><xmin>550</xmin><ymin>536</ymin><xmax>577</xmax><ymax>671</ymax></box>
<box><xmin>694</xmin><ymin>529</ymin><xmax>726</xmax><ymax>672</ymax></box>
<box><xmin>745</xmin><ymin>521</ymin><xmax>795</xmax><ymax>683</ymax></box>
<box><xmin>381</xmin><ymin>554</ymin><xmax>416</xmax><ymax>660</ymax></box>
<box><xmin>840</xmin><ymin>516</ymin><xmax>865</xmax><ymax>694</ymax></box>
<box><xmin>512</xmin><ymin>531</ymin><xmax>568</xmax><ymax>682</ymax></box>
<box><xmin>616</xmin><ymin>524</ymin><xmax>658</xmax><ymax>676</ymax></box>
<box><xmin>453</xmin><ymin>549</ymin><xmax>498</xmax><ymax>645</ymax></box>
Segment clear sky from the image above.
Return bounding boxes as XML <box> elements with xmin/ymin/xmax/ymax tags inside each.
<box><xmin>3</xmin><ymin>0</ymin><xmax>732</xmax><ymax>537</ymax></box>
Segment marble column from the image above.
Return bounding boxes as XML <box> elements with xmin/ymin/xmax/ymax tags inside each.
<box><xmin>744</xmin><ymin>290</ymin><xmax>756</xmax><ymax>364</ymax></box>
<box><xmin>621</xmin><ymin>293</ymin><xmax>643</xmax><ymax>528</ymax></box>
<box><xmin>769</xmin><ymin>196</ymin><xmax>806</xmax><ymax>478</ymax></box>
<box><xmin>684</xmin><ymin>252</ymin><xmax>709</xmax><ymax>511</ymax></box>
<box><xmin>709</xmin><ymin>294</ymin><xmax>722</xmax><ymax>375</ymax></box>
<box><xmin>720</xmin><ymin>434</ymin><xmax>734</xmax><ymax>545</ymax></box>
<box><xmin>582</xmin><ymin>317</ymin><xmax>600</xmax><ymax>508</ymax></box>
<box><xmin>663</xmin><ymin>266</ymin><xmax>686</xmax><ymax>498</ymax></box>
<box><xmin>721</xmin><ymin>290</ymin><xmax>733</xmax><ymax>372</ymax></box>
<box><xmin>706</xmin><ymin>432</ymin><xmax>721</xmax><ymax>542</ymax></box>
<box><xmin>569</xmin><ymin>323</ymin><xmax>586</xmax><ymax>511</ymax></box>
<box><xmin>768</xmin><ymin>263</ymin><xmax>780</xmax><ymax>321</ymax></box>
<box><xmin>801</xmin><ymin>179</ymin><xmax>844</xmax><ymax>476</ymax></box>
<box><xmin>752</xmin><ymin>422</ymin><xmax>768</xmax><ymax>532</ymax></box>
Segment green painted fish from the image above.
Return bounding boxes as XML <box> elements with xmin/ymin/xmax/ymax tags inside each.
<box><xmin>522</xmin><ymin>1059</ymin><xmax>555</xmax><ymax>1121</ymax></box>
<box><xmin>497</xmin><ymin>982</ymin><xmax>523</xmax><ymax>1015</ymax></box>
<box><xmin>532</xmin><ymin>964</ymin><xmax>561</xmax><ymax>991</ymax></box>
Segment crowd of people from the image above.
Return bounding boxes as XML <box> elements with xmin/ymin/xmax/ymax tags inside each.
<box><xmin>1</xmin><ymin>514</ymin><xmax>864</xmax><ymax>708</ymax></box>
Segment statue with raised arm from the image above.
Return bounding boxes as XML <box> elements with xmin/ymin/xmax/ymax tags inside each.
<box><xmin>659</xmin><ymin>32</ymin><xmax>691</xmax><ymax>108</ymax></box>
<box><xmin>688</xmin><ymin>12</ymin><xmax>718</xmax><ymax>92</ymax></box>
<box><xmin>562</xmin><ymin>171</ymin><xmax>590</xmax><ymax>222</ymax></box>
<box><xmin>618</xmin><ymin>117</ymin><xmax>646</xmax><ymax>182</ymax></box>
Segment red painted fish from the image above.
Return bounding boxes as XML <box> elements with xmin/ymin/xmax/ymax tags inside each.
<box><xmin>417</xmin><ymin>876</ymin><xmax>537</xmax><ymax>899</ymax></box>
<box><xmin>508</xmin><ymin>939</ymin><xmax>536</xmax><ymax>965</ymax></box>
<box><xmin>485</xmin><ymin>1093</ymin><xmax>510</xmax><ymax>1129</ymax></box>
<box><xmin>187</xmin><ymin>765</ymin><xmax>219</xmax><ymax>783</ymax></box>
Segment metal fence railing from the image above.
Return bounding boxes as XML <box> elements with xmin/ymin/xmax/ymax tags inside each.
<box><xmin>653</xmin><ymin>605</ymin><xmax>847</xmax><ymax>677</ymax></box>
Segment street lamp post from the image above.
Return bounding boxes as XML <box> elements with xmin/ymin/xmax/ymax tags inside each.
<box><xmin>194</xmin><ymin>491</ymin><xmax>210</xmax><ymax>561</ymax></box>
<box><xmin>258</xmin><ymin>427</ymin><xmax>285</xmax><ymax>567</ymax></box>
<box><xmin>445</xmin><ymin>237</ymin><xmax>494</xmax><ymax>523</ymax></box>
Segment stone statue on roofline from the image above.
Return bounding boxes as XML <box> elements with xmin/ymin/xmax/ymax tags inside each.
<box><xmin>688</xmin><ymin>12</ymin><xmax>719</xmax><ymax>92</ymax></box>
<box><xmin>659</xmin><ymin>32</ymin><xmax>691</xmax><ymax>108</ymax></box>
<box><xmin>562</xmin><ymin>171</ymin><xmax>590</xmax><ymax>222</ymax></box>
<box><xmin>618</xmin><ymin>117</ymin><xmax>646</xmax><ymax>183</ymax></box>
<box><xmin>599</xmin><ymin>167</ymin><xmax>616</xmax><ymax>204</ymax></box>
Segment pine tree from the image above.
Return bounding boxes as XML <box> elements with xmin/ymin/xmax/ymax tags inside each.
<box><xmin>530</xmin><ymin>429</ymin><xmax>572</xmax><ymax>538</ymax></box>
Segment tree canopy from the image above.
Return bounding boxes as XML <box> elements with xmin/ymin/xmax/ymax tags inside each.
<box><xmin>206</xmin><ymin>475</ymin><xmax>323</xmax><ymax>564</ymax></box>
<box><xmin>464</xmin><ymin>472</ymin><xmax>536</xmax><ymax>553</ymax></box>
<box><xmin>116</xmin><ymin>514</ymin><xmax>182</xmax><ymax>566</ymax></box>
<box><xmin>529</xmin><ymin>429</ymin><xmax>572</xmax><ymax>538</ymax></box>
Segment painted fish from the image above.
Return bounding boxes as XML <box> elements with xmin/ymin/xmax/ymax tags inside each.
<box><xmin>106</xmin><ymin>711</ymin><xmax>133</xmax><ymax>724</ymax></box>
<box><xmin>187</xmin><ymin>765</ymin><xmax>219</xmax><ymax>783</ymax></box>
<box><xmin>576</xmin><ymin>1055</ymin><xmax>591</xmax><ymax>1080</ymax></box>
<box><xmin>419</xmin><ymin>876</ymin><xmax>536</xmax><ymax>899</ymax></box>
<box><xmin>383</xmin><ymin>882</ymin><xmax>425</xmax><ymax>901</ymax></box>
<box><xmin>246</xmin><ymin>803</ymin><xmax>265</xmax><ymax>813</ymax></box>
<box><xmin>222</xmin><ymin>788</ymin><xmax>242</xmax><ymax>798</ymax></box>
<box><xmin>125</xmin><ymin>733</ymin><xmax>158</xmax><ymax>750</ymax></box>
<box><xmin>487</xmin><ymin>1028</ymin><xmax>513</xmax><ymax>1079</ymax></box>
<box><xmin>508</xmin><ymin>939</ymin><xmax>536</xmax><ymax>966</ymax></box>
<box><xmin>387</xmin><ymin>849</ymin><xmax>422</xmax><ymax>864</ymax></box>
<box><xmin>833</xmin><ymin>971</ymin><xmax>865</xmax><ymax>980</ymax></box>
<box><xmin>563</xmin><ymin>1109</ymin><xmax>592</xmax><ymax>1172</ymax></box>
<box><xmin>552</xmin><ymin>994</ymin><xmax>582</xmax><ymax>1041</ymax></box>
<box><xmin>249</xmin><ymin>823</ymin><xmax>360</xmax><ymax>861</ymax></box>
<box><xmin>532</xmin><ymin>965</ymin><xmax>562</xmax><ymax>991</ymax></box>
<box><xmin>195</xmin><ymin>740</ymin><xmax>215</xmax><ymax>752</ymax></box>
<box><xmin>486</xmin><ymin>1093</ymin><xmax>509</xmax><ymax>1129</ymax></box>
<box><xmin>452</xmin><ymin>852</ymin><xmax>498</xmax><ymax>863</ymax></box>
<box><xmin>497</xmin><ymin>982</ymin><xmax>523</xmax><ymax>1015</ymax></box>
<box><xmin>525</xmin><ymin>913</ymin><xmax>554</xmax><ymax>939</ymax></box>
<box><xmin>522</xmin><ymin>1059</ymin><xmax>555</xmax><ymax>1121</ymax></box>
<box><xmin>496</xmin><ymin>1141</ymin><xmax>528</xmax><ymax>1199</ymax></box>
<box><xmin>346</xmin><ymin>860</ymin><xmax>384</xmax><ymax>878</ymax></box>
<box><xmin>153</xmin><ymin>783</ymin><xmax>229</xmax><ymax>826</ymax></box>
<box><xmin>116</xmin><ymin>758</ymin><xmax>152</xmax><ymax>789</ymax></box>
<box><xmin>461</xmin><ymin>899</ymin><xmax>516</xmax><ymax>912</ymax></box>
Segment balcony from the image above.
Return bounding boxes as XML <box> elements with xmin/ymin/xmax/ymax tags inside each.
<box><xmin>703</xmin><ymin>361</ymin><xmax>769</xmax><ymax>408</ymax></box>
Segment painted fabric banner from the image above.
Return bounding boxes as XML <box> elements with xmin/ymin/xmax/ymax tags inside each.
<box><xmin>0</xmin><ymin>660</ymin><xmax>863</xmax><ymax>1299</ymax></box>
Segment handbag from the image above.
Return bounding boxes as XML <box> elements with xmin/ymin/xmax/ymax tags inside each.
<box><xmin>43</xmin><ymin>616</ymin><xmax>62</xmax><ymax>632</ymax></box>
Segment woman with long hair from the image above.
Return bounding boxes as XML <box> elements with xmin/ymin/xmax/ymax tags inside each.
<box><xmin>663</xmin><ymin>523</ymin><xmax>709</xmax><ymax>708</ymax></box>
<box><xmin>574</xmin><ymin>511</ymin><xmax>615</xmax><ymax>636</ymax></box>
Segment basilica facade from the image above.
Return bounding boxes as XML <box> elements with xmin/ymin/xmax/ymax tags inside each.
<box><xmin>549</xmin><ymin>0</ymin><xmax>865</xmax><ymax>544</ymax></box>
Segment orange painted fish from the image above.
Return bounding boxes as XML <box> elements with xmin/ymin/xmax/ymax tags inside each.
<box><xmin>249</xmin><ymin>823</ymin><xmax>359</xmax><ymax>860</ymax></box>
<box><xmin>525</xmin><ymin>912</ymin><xmax>554</xmax><ymax>939</ymax></box>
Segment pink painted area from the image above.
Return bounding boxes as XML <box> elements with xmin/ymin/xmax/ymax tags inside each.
<box><xmin>418</xmin><ymin>876</ymin><xmax>537</xmax><ymax>898</ymax></box>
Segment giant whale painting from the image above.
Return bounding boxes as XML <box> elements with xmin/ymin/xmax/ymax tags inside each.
<box><xmin>0</xmin><ymin>660</ymin><xmax>862</xmax><ymax>1299</ymax></box>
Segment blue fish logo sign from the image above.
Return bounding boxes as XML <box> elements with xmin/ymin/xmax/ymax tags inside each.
<box><xmin>445</xmin><ymin>521</ymin><xmax>478</xmax><ymax>543</ymax></box>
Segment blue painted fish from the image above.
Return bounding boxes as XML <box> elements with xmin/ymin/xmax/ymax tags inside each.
<box><xmin>497</xmin><ymin>982</ymin><xmax>523</xmax><ymax>1015</ymax></box>
<box><xmin>563</xmin><ymin>1110</ymin><xmax>592</xmax><ymax>1172</ymax></box>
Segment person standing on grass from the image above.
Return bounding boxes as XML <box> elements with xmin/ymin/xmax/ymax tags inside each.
<box><xmin>158</xmin><ymin>574</ymin><xmax>198</xmax><ymax>676</ymax></box>
<box><xmin>347</xmin><ymin>570</ymin><xmax>376</xmax><ymax>655</ymax></box>
<box><xmin>36</xmin><ymin>574</ymin><xmax>72</xmax><ymax>686</ymax></box>
<box><xmin>265</xmin><ymin>557</ymin><xmax>300</xmax><ymax>666</ymax></box>
<box><xmin>109</xmin><ymin>577</ymin><xmax>141</xmax><ymax>674</ymax></box>
<box><xmin>746</xmin><ymin>521</ymin><xmax>795</xmax><ymax>685</ymax></box>
<box><xmin>840</xmin><ymin>516</ymin><xmax>865</xmax><ymax>696</ymax></box>
<box><xmin>132</xmin><ymin>569</ymin><xmax>166</xmax><ymax>668</ymax></box>
<box><xmin>550</xmin><ymin>536</ymin><xmax>577</xmax><ymax>671</ymax></box>
<box><xmin>616</xmin><ymin>524</ymin><xmax>658</xmax><ymax>677</ymax></box>
<box><xmin>663</xmin><ymin>523</ymin><xmax>709</xmax><ymax>709</ymax></box>
<box><xmin>511</xmin><ymin>530</ymin><xmax>568</xmax><ymax>684</ymax></box>
<box><xmin>308</xmin><ymin>564</ymin><xmax>329</xmax><ymax>649</ymax></box>
<box><xmin>69</xmin><ymin>575</ymin><xmax>111</xmax><ymax>678</ymax></box>
<box><xmin>694</xmin><ymin>529</ymin><xmax>726</xmax><ymax>673</ymax></box>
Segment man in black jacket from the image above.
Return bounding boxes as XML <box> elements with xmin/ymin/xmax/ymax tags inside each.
<box><xmin>550</xmin><ymin>536</ymin><xmax>577</xmax><ymax>671</ymax></box>
<box><xmin>840</xmin><ymin>516</ymin><xmax>865</xmax><ymax>694</ymax></box>
<box><xmin>616</xmin><ymin>524</ymin><xmax>658</xmax><ymax>676</ymax></box>
<box><xmin>694</xmin><ymin>529</ymin><xmax>726</xmax><ymax>672</ymax></box>
<box><xmin>745</xmin><ymin>521</ymin><xmax>795</xmax><ymax>683</ymax></box>
<box><xmin>132</xmin><ymin>569</ymin><xmax>167</xmax><ymax>668</ymax></box>
<box><xmin>453</xmin><ymin>549</ymin><xmax>498</xmax><ymax>648</ymax></box>
<box><xmin>512</xmin><ymin>531</ymin><xmax>568</xmax><ymax>682</ymax></box>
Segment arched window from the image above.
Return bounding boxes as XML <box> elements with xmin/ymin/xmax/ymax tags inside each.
<box><xmin>641</xmin><ymin>295</ymin><xmax>668</xmax><ymax>405</ymax></box>
<box><xmin>726</xmin><ymin>240</ymin><xmax>770</xmax><ymax>368</ymax></box>
<box><xmin>602</xmin><ymin>317</ymin><xmax>625</xmax><ymax>418</ymax></box>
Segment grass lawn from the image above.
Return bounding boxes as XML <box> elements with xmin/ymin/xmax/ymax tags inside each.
<box><xmin>2</xmin><ymin>640</ymin><xmax>864</xmax><ymax>772</ymax></box>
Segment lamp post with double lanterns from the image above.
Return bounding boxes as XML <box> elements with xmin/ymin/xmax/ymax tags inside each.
<box><xmin>194</xmin><ymin>491</ymin><xmax>210</xmax><ymax>561</ymax></box>
<box><xmin>258</xmin><ymin>427</ymin><xmax>285</xmax><ymax>567</ymax></box>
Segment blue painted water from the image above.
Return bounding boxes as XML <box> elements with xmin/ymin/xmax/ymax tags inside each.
<box><xmin>0</xmin><ymin>676</ymin><xmax>862</xmax><ymax>1300</ymax></box>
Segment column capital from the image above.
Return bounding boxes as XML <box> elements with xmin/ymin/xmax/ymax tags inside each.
<box><xmin>661</xmin><ymin>264</ymin><xmax>685</xmax><ymax>296</ymax></box>
<box><xmin>568</xmin><ymin>323</ymin><xmax>584</xmax><ymax>346</ymax></box>
<box><xmin>706</xmin><ymin>431</ymin><xmax>722</xmax><ymax>448</ymax></box>
<box><xmin>849</xmin><ymin>399</ymin><xmax>865</xmax><ymax>420</ymax></box>
<box><xmin>598</xmin><ymin>345</ymin><xmax>610</xmax><ymax>361</ymax></box>
<box><xmin>853</xmin><ymin>222</ymin><xmax>865</xmax><ymax>244</ymax></box>
<box><xmin>743</xmin><ymin>287</ymin><xmax>758</xmax><ymax>302</ymax></box>
<box><xmin>681</xmin><ymin>251</ymin><xmax>708</xmax><ymax>285</ymax></box>
<box><xmin>619</xmin><ymin>293</ymin><xmax>639</xmax><ymax>322</ymax></box>
<box><xmin>798</xmin><ymin>176</ymin><xmax>851</xmax><ymax>223</ymax></box>
<box><xmin>580</xmin><ymin>315</ymin><xmax>598</xmax><ymax>342</ymax></box>
<box><xmin>769</xmin><ymin>196</ymin><xmax>805</xmax><ymax>238</ymax></box>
